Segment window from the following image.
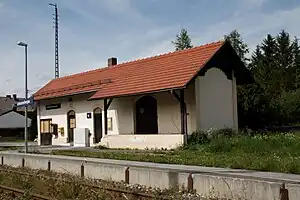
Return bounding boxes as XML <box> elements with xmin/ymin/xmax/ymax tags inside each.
<box><xmin>70</xmin><ymin>118</ymin><xmax>76</xmax><ymax>128</ymax></box>
<box><xmin>59</xmin><ymin>127</ymin><xmax>65</xmax><ymax>137</ymax></box>
<box><xmin>40</xmin><ymin>119</ymin><xmax>52</xmax><ymax>133</ymax></box>
<box><xmin>68</xmin><ymin>110</ymin><xmax>76</xmax><ymax>128</ymax></box>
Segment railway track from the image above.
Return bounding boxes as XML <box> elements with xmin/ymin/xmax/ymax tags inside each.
<box><xmin>0</xmin><ymin>184</ymin><xmax>54</xmax><ymax>200</ymax></box>
<box><xmin>0</xmin><ymin>167</ymin><xmax>170</xmax><ymax>200</ymax></box>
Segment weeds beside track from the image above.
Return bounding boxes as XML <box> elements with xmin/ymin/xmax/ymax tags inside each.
<box><xmin>0</xmin><ymin>184</ymin><xmax>54</xmax><ymax>200</ymax></box>
<box><xmin>0</xmin><ymin>166</ymin><xmax>193</xmax><ymax>200</ymax></box>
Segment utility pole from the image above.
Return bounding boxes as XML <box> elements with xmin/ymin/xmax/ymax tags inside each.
<box><xmin>49</xmin><ymin>3</ymin><xmax>59</xmax><ymax>78</ymax></box>
<box><xmin>17</xmin><ymin>41</ymin><xmax>29</xmax><ymax>154</ymax></box>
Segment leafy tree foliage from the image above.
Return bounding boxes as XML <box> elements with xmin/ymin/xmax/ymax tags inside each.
<box><xmin>171</xmin><ymin>28</ymin><xmax>300</xmax><ymax>128</ymax></box>
<box><xmin>172</xmin><ymin>28</ymin><xmax>193</xmax><ymax>51</ymax></box>
<box><xmin>226</xmin><ymin>29</ymin><xmax>300</xmax><ymax>128</ymax></box>
<box><xmin>224</xmin><ymin>30</ymin><xmax>249</xmax><ymax>64</ymax></box>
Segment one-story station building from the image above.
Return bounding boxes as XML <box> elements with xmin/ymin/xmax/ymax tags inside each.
<box><xmin>33</xmin><ymin>40</ymin><xmax>252</xmax><ymax>149</ymax></box>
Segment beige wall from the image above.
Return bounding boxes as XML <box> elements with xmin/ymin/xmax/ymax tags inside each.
<box><xmin>37</xmin><ymin>67</ymin><xmax>237</xmax><ymax>148</ymax></box>
<box><xmin>194</xmin><ymin>68</ymin><xmax>238</xmax><ymax>131</ymax></box>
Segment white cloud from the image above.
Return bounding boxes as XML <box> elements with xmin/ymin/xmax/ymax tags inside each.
<box><xmin>193</xmin><ymin>3</ymin><xmax>300</xmax><ymax>52</ymax></box>
<box><xmin>1</xmin><ymin>0</ymin><xmax>300</xmax><ymax>97</ymax></box>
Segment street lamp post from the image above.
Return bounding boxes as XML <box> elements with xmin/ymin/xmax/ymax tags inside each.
<box><xmin>17</xmin><ymin>41</ymin><xmax>28</xmax><ymax>154</ymax></box>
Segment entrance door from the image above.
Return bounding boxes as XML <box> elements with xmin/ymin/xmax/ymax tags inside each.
<box><xmin>40</xmin><ymin>119</ymin><xmax>52</xmax><ymax>145</ymax></box>
<box><xmin>93</xmin><ymin>107</ymin><xmax>102</xmax><ymax>143</ymax></box>
<box><xmin>67</xmin><ymin>110</ymin><xmax>76</xmax><ymax>144</ymax></box>
<box><xmin>135</xmin><ymin>95</ymin><xmax>158</xmax><ymax>134</ymax></box>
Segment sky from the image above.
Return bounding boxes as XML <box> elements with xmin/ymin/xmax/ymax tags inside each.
<box><xmin>0</xmin><ymin>0</ymin><xmax>300</xmax><ymax>97</ymax></box>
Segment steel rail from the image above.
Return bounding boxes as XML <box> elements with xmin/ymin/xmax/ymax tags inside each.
<box><xmin>0</xmin><ymin>184</ymin><xmax>54</xmax><ymax>200</ymax></box>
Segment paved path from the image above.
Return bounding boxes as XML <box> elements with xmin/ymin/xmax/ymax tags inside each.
<box><xmin>0</xmin><ymin>142</ymin><xmax>37</xmax><ymax>147</ymax></box>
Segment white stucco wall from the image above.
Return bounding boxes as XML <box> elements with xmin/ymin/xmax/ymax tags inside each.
<box><xmin>194</xmin><ymin>68</ymin><xmax>237</xmax><ymax>131</ymax></box>
<box><xmin>37</xmin><ymin>90</ymin><xmax>192</xmax><ymax>147</ymax></box>
<box><xmin>37</xmin><ymin>67</ymin><xmax>238</xmax><ymax>148</ymax></box>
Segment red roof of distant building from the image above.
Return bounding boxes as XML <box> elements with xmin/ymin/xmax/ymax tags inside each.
<box><xmin>34</xmin><ymin>41</ymin><xmax>226</xmax><ymax>100</ymax></box>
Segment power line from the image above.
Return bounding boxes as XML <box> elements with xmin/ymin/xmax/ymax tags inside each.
<box><xmin>49</xmin><ymin>3</ymin><xmax>59</xmax><ymax>79</ymax></box>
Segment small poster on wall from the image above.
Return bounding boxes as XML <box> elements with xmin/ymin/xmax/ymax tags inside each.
<box><xmin>87</xmin><ymin>112</ymin><xmax>92</xmax><ymax>119</ymax></box>
<box><xmin>108</xmin><ymin>117</ymin><xmax>113</xmax><ymax>130</ymax></box>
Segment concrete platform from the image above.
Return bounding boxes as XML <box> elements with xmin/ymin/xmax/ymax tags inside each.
<box><xmin>0</xmin><ymin>151</ymin><xmax>298</xmax><ymax>200</ymax></box>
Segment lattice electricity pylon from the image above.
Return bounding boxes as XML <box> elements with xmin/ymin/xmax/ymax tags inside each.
<box><xmin>49</xmin><ymin>3</ymin><xmax>59</xmax><ymax>79</ymax></box>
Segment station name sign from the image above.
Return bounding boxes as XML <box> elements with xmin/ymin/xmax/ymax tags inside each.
<box><xmin>46</xmin><ymin>103</ymin><xmax>61</xmax><ymax>110</ymax></box>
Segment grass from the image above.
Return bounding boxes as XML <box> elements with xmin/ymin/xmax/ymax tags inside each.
<box><xmin>51</xmin><ymin>131</ymin><xmax>300</xmax><ymax>174</ymax></box>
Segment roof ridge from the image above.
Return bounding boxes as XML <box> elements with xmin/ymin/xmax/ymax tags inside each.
<box><xmin>116</xmin><ymin>40</ymin><xmax>225</xmax><ymax>67</ymax></box>
<box><xmin>52</xmin><ymin>40</ymin><xmax>225</xmax><ymax>82</ymax></box>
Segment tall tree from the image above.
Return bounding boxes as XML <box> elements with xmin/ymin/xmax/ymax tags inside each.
<box><xmin>172</xmin><ymin>28</ymin><xmax>193</xmax><ymax>51</ymax></box>
<box><xmin>224</xmin><ymin>30</ymin><xmax>262</xmax><ymax>128</ymax></box>
<box><xmin>291</xmin><ymin>37</ymin><xmax>300</xmax><ymax>89</ymax></box>
<box><xmin>275</xmin><ymin>30</ymin><xmax>295</xmax><ymax>92</ymax></box>
<box><xmin>224</xmin><ymin>30</ymin><xmax>249</xmax><ymax>64</ymax></box>
<box><xmin>248</xmin><ymin>30</ymin><xmax>300</xmax><ymax>126</ymax></box>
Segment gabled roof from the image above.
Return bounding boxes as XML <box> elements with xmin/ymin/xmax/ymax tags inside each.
<box><xmin>0</xmin><ymin>110</ymin><xmax>31</xmax><ymax>129</ymax></box>
<box><xmin>0</xmin><ymin>97</ymin><xmax>15</xmax><ymax>115</ymax></box>
<box><xmin>33</xmin><ymin>40</ymin><xmax>250</xmax><ymax>101</ymax></box>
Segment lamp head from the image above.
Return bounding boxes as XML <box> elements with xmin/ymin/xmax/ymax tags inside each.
<box><xmin>17</xmin><ymin>41</ymin><xmax>28</xmax><ymax>47</ymax></box>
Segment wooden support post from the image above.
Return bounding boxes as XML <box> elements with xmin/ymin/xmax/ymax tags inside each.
<box><xmin>104</xmin><ymin>98</ymin><xmax>108</xmax><ymax>136</ymax></box>
<box><xmin>125</xmin><ymin>167</ymin><xmax>129</xmax><ymax>184</ymax></box>
<box><xmin>47</xmin><ymin>160</ymin><xmax>51</xmax><ymax>171</ymax></box>
<box><xmin>180</xmin><ymin>89</ymin><xmax>188</xmax><ymax>145</ymax></box>
<box><xmin>171</xmin><ymin>89</ymin><xmax>188</xmax><ymax>145</ymax></box>
<box><xmin>280</xmin><ymin>183</ymin><xmax>289</xmax><ymax>200</ymax></box>
<box><xmin>81</xmin><ymin>164</ymin><xmax>84</xmax><ymax>177</ymax></box>
<box><xmin>104</xmin><ymin>98</ymin><xmax>113</xmax><ymax>136</ymax></box>
<box><xmin>21</xmin><ymin>158</ymin><xmax>25</xmax><ymax>167</ymax></box>
<box><xmin>1</xmin><ymin>156</ymin><xmax>3</xmax><ymax>165</ymax></box>
<box><xmin>187</xmin><ymin>173</ymin><xmax>193</xmax><ymax>192</ymax></box>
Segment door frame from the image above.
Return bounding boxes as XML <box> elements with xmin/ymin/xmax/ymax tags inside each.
<box><xmin>67</xmin><ymin>110</ymin><xmax>76</xmax><ymax>144</ymax></box>
<box><xmin>93</xmin><ymin>107</ymin><xmax>103</xmax><ymax>143</ymax></box>
<box><xmin>135</xmin><ymin>95</ymin><xmax>158</xmax><ymax>134</ymax></box>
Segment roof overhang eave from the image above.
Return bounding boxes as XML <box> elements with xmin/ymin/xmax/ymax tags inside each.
<box><xmin>88</xmin><ymin>86</ymin><xmax>187</xmax><ymax>101</ymax></box>
<box><xmin>34</xmin><ymin>89</ymin><xmax>99</xmax><ymax>101</ymax></box>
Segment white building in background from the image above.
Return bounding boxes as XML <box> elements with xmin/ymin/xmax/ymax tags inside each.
<box><xmin>33</xmin><ymin>40</ymin><xmax>253</xmax><ymax>149</ymax></box>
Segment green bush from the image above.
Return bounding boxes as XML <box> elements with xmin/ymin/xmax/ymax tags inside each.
<box><xmin>276</xmin><ymin>89</ymin><xmax>300</xmax><ymax>124</ymax></box>
<box><xmin>187</xmin><ymin>128</ymin><xmax>237</xmax><ymax>147</ymax></box>
<box><xmin>210</xmin><ymin>127</ymin><xmax>238</xmax><ymax>138</ymax></box>
<box><xmin>187</xmin><ymin>131</ymin><xmax>209</xmax><ymax>146</ymax></box>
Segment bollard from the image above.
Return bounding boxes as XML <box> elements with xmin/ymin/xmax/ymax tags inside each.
<box><xmin>21</xmin><ymin>158</ymin><xmax>25</xmax><ymax>168</ymax></box>
<box><xmin>280</xmin><ymin>183</ymin><xmax>289</xmax><ymax>200</ymax></box>
<box><xmin>187</xmin><ymin>173</ymin><xmax>193</xmax><ymax>192</ymax></box>
<box><xmin>125</xmin><ymin>167</ymin><xmax>129</xmax><ymax>184</ymax></box>
<box><xmin>1</xmin><ymin>156</ymin><xmax>3</xmax><ymax>165</ymax></box>
<box><xmin>47</xmin><ymin>160</ymin><xmax>51</xmax><ymax>171</ymax></box>
<box><xmin>81</xmin><ymin>164</ymin><xmax>84</xmax><ymax>177</ymax></box>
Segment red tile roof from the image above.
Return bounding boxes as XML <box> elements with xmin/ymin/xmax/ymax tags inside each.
<box><xmin>34</xmin><ymin>40</ymin><xmax>225</xmax><ymax>100</ymax></box>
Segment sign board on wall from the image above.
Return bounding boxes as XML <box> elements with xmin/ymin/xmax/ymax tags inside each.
<box><xmin>87</xmin><ymin>112</ymin><xmax>92</xmax><ymax>119</ymax></box>
<box><xmin>46</xmin><ymin>103</ymin><xmax>61</xmax><ymax>110</ymax></box>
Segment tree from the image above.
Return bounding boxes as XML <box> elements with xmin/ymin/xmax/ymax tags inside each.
<box><xmin>291</xmin><ymin>37</ymin><xmax>300</xmax><ymax>89</ymax></box>
<box><xmin>224</xmin><ymin>30</ymin><xmax>260</xmax><ymax>128</ymax></box>
<box><xmin>224</xmin><ymin>30</ymin><xmax>249</xmax><ymax>64</ymax></box>
<box><xmin>172</xmin><ymin>28</ymin><xmax>193</xmax><ymax>51</ymax></box>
